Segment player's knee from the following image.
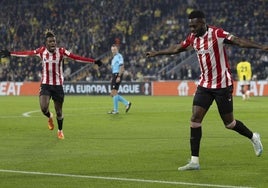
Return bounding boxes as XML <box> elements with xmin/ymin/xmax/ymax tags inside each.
<box><xmin>190</xmin><ymin>115</ymin><xmax>202</xmax><ymax>124</ymax></box>
<box><xmin>191</xmin><ymin>121</ymin><xmax>201</xmax><ymax>128</ymax></box>
<box><xmin>40</xmin><ymin>107</ymin><xmax>49</xmax><ymax>114</ymax></box>
<box><xmin>225</xmin><ymin>120</ymin><xmax>236</xmax><ymax>129</ymax></box>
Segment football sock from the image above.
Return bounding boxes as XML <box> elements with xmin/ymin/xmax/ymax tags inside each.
<box><xmin>44</xmin><ymin>111</ymin><xmax>50</xmax><ymax>118</ymax></box>
<box><xmin>57</xmin><ymin>118</ymin><xmax>64</xmax><ymax>131</ymax></box>
<box><xmin>118</xmin><ymin>95</ymin><xmax>128</xmax><ymax>106</ymax></box>
<box><xmin>113</xmin><ymin>95</ymin><xmax>119</xmax><ymax>112</ymax></box>
<box><xmin>190</xmin><ymin>127</ymin><xmax>202</xmax><ymax>157</ymax></box>
<box><xmin>191</xmin><ymin>156</ymin><xmax>199</xmax><ymax>164</ymax></box>
<box><xmin>233</xmin><ymin>119</ymin><xmax>253</xmax><ymax>139</ymax></box>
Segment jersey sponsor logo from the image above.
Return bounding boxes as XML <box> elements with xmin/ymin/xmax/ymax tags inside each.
<box><xmin>196</xmin><ymin>49</ymin><xmax>211</xmax><ymax>55</ymax></box>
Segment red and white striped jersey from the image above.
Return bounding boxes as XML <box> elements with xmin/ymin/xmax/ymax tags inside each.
<box><xmin>181</xmin><ymin>26</ymin><xmax>234</xmax><ymax>89</ymax></box>
<box><xmin>10</xmin><ymin>47</ymin><xmax>95</xmax><ymax>85</ymax></box>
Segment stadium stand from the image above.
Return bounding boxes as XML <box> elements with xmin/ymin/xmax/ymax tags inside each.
<box><xmin>0</xmin><ymin>0</ymin><xmax>267</xmax><ymax>82</ymax></box>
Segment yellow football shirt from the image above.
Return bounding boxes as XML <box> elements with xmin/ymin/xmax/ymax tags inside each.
<box><xmin>236</xmin><ymin>61</ymin><xmax>252</xmax><ymax>81</ymax></box>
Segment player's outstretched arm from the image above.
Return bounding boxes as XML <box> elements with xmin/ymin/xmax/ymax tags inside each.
<box><xmin>1</xmin><ymin>49</ymin><xmax>38</xmax><ymax>58</ymax></box>
<box><xmin>230</xmin><ymin>36</ymin><xmax>268</xmax><ymax>51</ymax></box>
<box><xmin>67</xmin><ymin>53</ymin><xmax>102</xmax><ymax>66</ymax></box>
<box><xmin>146</xmin><ymin>43</ymin><xmax>187</xmax><ymax>58</ymax></box>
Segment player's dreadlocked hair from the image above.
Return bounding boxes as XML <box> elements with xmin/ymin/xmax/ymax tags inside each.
<box><xmin>45</xmin><ymin>29</ymin><xmax>55</xmax><ymax>39</ymax></box>
<box><xmin>188</xmin><ymin>10</ymin><xmax>205</xmax><ymax>19</ymax></box>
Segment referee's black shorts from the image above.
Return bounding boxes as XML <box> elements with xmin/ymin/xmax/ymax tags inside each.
<box><xmin>193</xmin><ymin>85</ymin><xmax>233</xmax><ymax>114</ymax></box>
<box><xmin>110</xmin><ymin>73</ymin><xmax>122</xmax><ymax>90</ymax></box>
<box><xmin>39</xmin><ymin>84</ymin><xmax>64</xmax><ymax>103</ymax></box>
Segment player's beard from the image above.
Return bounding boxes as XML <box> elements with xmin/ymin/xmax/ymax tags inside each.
<box><xmin>48</xmin><ymin>46</ymin><xmax>56</xmax><ymax>53</ymax></box>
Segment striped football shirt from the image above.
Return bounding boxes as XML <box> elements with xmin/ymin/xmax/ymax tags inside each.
<box><xmin>181</xmin><ymin>26</ymin><xmax>234</xmax><ymax>89</ymax></box>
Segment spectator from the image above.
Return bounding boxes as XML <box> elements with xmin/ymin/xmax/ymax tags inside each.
<box><xmin>0</xmin><ymin>0</ymin><xmax>267</xmax><ymax>81</ymax></box>
<box><xmin>169</xmin><ymin>70</ymin><xmax>178</xmax><ymax>80</ymax></box>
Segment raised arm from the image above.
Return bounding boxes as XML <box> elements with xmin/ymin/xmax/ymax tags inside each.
<box><xmin>11</xmin><ymin>50</ymin><xmax>37</xmax><ymax>57</ymax></box>
<box><xmin>229</xmin><ymin>35</ymin><xmax>268</xmax><ymax>51</ymax></box>
<box><xmin>0</xmin><ymin>49</ymin><xmax>39</xmax><ymax>58</ymax></box>
<box><xmin>66</xmin><ymin>52</ymin><xmax>102</xmax><ymax>66</ymax></box>
<box><xmin>146</xmin><ymin>43</ymin><xmax>187</xmax><ymax>58</ymax></box>
<box><xmin>68</xmin><ymin>53</ymin><xmax>95</xmax><ymax>63</ymax></box>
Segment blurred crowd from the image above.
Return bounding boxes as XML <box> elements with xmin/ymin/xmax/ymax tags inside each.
<box><xmin>0</xmin><ymin>0</ymin><xmax>267</xmax><ymax>82</ymax></box>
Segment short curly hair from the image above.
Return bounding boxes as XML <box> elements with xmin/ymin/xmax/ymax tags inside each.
<box><xmin>45</xmin><ymin>29</ymin><xmax>55</xmax><ymax>39</ymax></box>
<box><xmin>188</xmin><ymin>10</ymin><xmax>205</xmax><ymax>19</ymax></box>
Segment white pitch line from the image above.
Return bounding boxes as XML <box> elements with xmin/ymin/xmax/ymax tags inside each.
<box><xmin>22</xmin><ymin>110</ymin><xmax>40</xmax><ymax>117</ymax></box>
<box><xmin>0</xmin><ymin>169</ymin><xmax>254</xmax><ymax>188</ymax></box>
<box><xmin>20</xmin><ymin>107</ymin><xmax>107</xmax><ymax>118</ymax></box>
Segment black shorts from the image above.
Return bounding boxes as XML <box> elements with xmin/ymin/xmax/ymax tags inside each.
<box><xmin>193</xmin><ymin>85</ymin><xmax>233</xmax><ymax>114</ymax></box>
<box><xmin>110</xmin><ymin>73</ymin><xmax>122</xmax><ymax>91</ymax></box>
<box><xmin>39</xmin><ymin>84</ymin><xmax>64</xmax><ymax>103</ymax></box>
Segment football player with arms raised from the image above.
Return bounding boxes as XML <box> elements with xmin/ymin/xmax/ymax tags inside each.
<box><xmin>146</xmin><ymin>10</ymin><xmax>268</xmax><ymax>170</ymax></box>
<box><xmin>0</xmin><ymin>29</ymin><xmax>102</xmax><ymax>139</ymax></box>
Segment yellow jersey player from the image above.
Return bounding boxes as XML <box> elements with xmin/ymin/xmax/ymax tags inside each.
<box><xmin>236</xmin><ymin>60</ymin><xmax>252</xmax><ymax>100</ymax></box>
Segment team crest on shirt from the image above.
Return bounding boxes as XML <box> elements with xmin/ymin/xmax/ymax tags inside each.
<box><xmin>208</xmin><ymin>38</ymin><xmax>213</xmax><ymax>42</ymax></box>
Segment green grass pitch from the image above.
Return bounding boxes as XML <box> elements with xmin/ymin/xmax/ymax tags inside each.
<box><xmin>0</xmin><ymin>95</ymin><xmax>267</xmax><ymax>188</ymax></box>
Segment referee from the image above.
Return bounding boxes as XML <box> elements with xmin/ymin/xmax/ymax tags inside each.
<box><xmin>108</xmin><ymin>44</ymin><xmax>131</xmax><ymax>114</ymax></box>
